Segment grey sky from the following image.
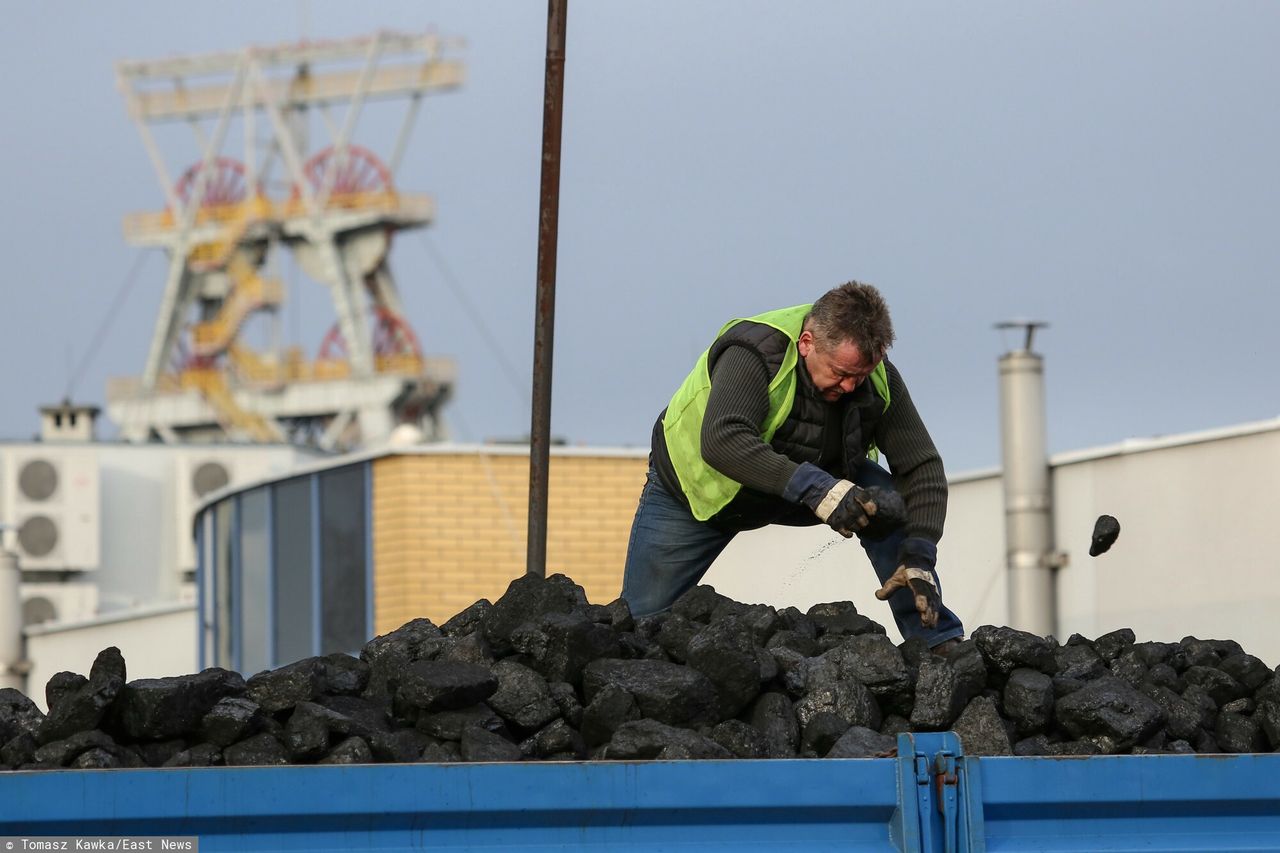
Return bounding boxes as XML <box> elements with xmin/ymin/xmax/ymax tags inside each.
<box><xmin>1</xmin><ymin>2</ymin><xmax>1276</xmax><ymax>474</ymax></box>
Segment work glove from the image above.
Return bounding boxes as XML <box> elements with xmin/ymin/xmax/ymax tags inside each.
<box><xmin>818</xmin><ymin>481</ymin><xmax>906</xmax><ymax>538</ymax></box>
<box><xmin>784</xmin><ymin>462</ymin><xmax>905</xmax><ymax>539</ymax></box>
<box><xmin>875</xmin><ymin>546</ymin><xmax>942</xmax><ymax>629</ymax></box>
<box><xmin>852</xmin><ymin>486</ymin><xmax>906</xmax><ymax>540</ymax></box>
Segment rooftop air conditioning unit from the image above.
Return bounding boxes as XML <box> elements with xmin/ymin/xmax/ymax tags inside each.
<box><xmin>175</xmin><ymin>455</ymin><xmax>233</xmax><ymax>574</ymax></box>
<box><xmin>2</xmin><ymin>449</ymin><xmax>100</xmax><ymax>570</ymax></box>
<box><xmin>174</xmin><ymin>452</ymin><xmax>279</xmax><ymax>573</ymax></box>
<box><xmin>20</xmin><ymin>581</ymin><xmax>100</xmax><ymax>627</ymax></box>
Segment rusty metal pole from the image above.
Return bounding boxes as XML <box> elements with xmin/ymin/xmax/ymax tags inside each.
<box><xmin>527</xmin><ymin>0</ymin><xmax>568</xmax><ymax>578</ymax></box>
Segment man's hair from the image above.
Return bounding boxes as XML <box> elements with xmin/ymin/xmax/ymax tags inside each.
<box><xmin>805</xmin><ymin>281</ymin><xmax>895</xmax><ymax>361</ymax></box>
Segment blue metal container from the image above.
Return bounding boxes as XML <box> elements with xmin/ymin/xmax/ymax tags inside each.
<box><xmin>0</xmin><ymin>758</ymin><xmax>901</xmax><ymax>851</ymax></box>
<box><xmin>895</xmin><ymin>734</ymin><xmax>1280</xmax><ymax>852</ymax></box>
<box><xmin>2</xmin><ymin>734</ymin><xmax>1278</xmax><ymax>852</ymax></box>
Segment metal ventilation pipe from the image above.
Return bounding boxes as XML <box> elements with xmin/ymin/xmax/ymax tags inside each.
<box><xmin>0</xmin><ymin>526</ymin><xmax>28</xmax><ymax>694</ymax></box>
<box><xmin>995</xmin><ymin>321</ymin><xmax>1057</xmax><ymax>637</ymax></box>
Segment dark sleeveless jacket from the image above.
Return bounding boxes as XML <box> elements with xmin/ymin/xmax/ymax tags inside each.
<box><xmin>652</xmin><ymin>319</ymin><xmax>889</xmax><ymax>531</ymax></box>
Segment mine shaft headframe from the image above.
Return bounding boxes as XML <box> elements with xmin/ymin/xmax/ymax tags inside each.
<box><xmin>115</xmin><ymin>30</ymin><xmax>465</xmax><ymax>221</ymax></box>
<box><xmin>115</xmin><ymin>30</ymin><xmax>464</xmax><ymax>118</ymax></box>
<box><xmin>118</xmin><ymin>30</ymin><xmax>464</xmax><ymax>396</ymax></box>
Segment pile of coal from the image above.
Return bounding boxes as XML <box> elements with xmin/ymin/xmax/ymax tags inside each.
<box><xmin>3</xmin><ymin>573</ymin><xmax>1279</xmax><ymax>770</ymax></box>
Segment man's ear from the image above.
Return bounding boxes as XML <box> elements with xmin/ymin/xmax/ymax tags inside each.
<box><xmin>797</xmin><ymin>329</ymin><xmax>814</xmax><ymax>357</ymax></box>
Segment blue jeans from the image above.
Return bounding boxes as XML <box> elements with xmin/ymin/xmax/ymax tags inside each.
<box><xmin>620</xmin><ymin>462</ymin><xmax>965</xmax><ymax>648</ymax></box>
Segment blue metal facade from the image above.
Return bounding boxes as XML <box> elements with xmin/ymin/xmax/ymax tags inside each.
<box><xmin>3</xmin><ymin>735</ymin><xmax>1279</xmax><ymax>851</ymax></box>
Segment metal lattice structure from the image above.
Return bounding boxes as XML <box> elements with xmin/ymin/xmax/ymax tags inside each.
<box><xmin>107</xmin><ymin>31</ymin><xmax>464</xmax><ymax>449</ymax></box>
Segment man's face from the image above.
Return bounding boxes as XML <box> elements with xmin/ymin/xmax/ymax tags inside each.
<box><xmin>797</xmin><ymin>330</ymin><xmax>878</xmax><ymax>401</ymax></box>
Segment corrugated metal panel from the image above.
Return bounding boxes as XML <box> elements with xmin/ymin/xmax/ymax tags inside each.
<box><xmin>4</xmin><ymin>735</ymin><xmax>1280</xmax><ymax>851</ymax></box>
<box><xmin>0</xmin><ymin>760</ymin><xmax>900</xmax><ymax>851</ymax></box>
<box><xmin>973</xmin><ymin>752</ymin><xmax>1280</xmax><ymax>850</ymax></box>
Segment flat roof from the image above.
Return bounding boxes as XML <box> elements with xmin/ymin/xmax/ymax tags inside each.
<box><xmin>948</xmin><ymin>415</ymin><xmax>1280</xmax><ymax>482</ymax></box>
<box><xmin>23</xmin><ymin>600</ymin><xmax>195</xmax><ymax>637</ymax></box>
<box><xmin>193</xmin><ymin>442</ymin><xmax>651</xmax><ymax>513</ymax></box>
<box><xmin>188</xmin><ymin>415</ymin><xmax>1280</xmax><ymax>512</ymax></box>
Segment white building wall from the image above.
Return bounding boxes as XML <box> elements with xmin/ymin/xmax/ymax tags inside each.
<box><xmin>0</xmin><ymin>442</ymin><xmax>318</xmax><ymax>613</ymax></box>
<box><xmin>23</xmin><ymin>604</ymin><xmax>196</xmax><ymax>711</ymax></box>
<box><xmin>97</xmin><ymin>450</ymin><xmax>183</xmax><ymax>607</ymax></box>
<box><xmin>706</xmin><ymin>472</ymin><xmax>1007</xmax><ymax>643</ymax></box>
<box><xmin>1050</xmin><ymin>427</ymin><xmax>1280</xmax><ymax>658</ymax></box>
<box><xmin>709</xmin><ymin>421</ymin><xmax>1280</xmax><ymax>666</ymax></box>
<box><xmin>0</xmin><ymin>440</ymin><xmax>316</xmax><ymax>708</ymax></box>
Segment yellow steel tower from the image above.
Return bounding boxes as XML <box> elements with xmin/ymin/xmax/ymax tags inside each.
<box><xmin>108</xmin><ymin>31</ymin><xmax>464</xmax><ymax>450</ymax></box>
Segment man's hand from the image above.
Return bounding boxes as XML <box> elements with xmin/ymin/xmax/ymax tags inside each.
<box><xmin>876</xmin><ymin>565</ymin><xmax>942</xmax><ymax>629</ymax></box>
<box><xmin>855</xmin><ymin>486</ymin><xmax>906</xmax><ymax>539</ymax></box>
<box><xmin>813</xmin><ymin>480</ymin><xmax>866</xmax><ymax>537</ymax></box>
<box><xmin>786</xmin><ymin>462</ymin><xmax>907</xmax><ymax>539</ymax></box>
<box><xmin>814</xmin><ymin>481</ymin><xmax>905</xmax><ymax>538</ymax></box>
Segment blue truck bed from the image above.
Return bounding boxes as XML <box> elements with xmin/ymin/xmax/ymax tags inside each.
<box><xmin>2</xmin><ymin>733</ymin><xmax>1277</xmax><ymax>851</ymax></box>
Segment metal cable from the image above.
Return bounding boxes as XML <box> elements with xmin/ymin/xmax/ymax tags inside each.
<box><xmin>66</xmin><ymin>250</ymin><xmax>154</xmax><ymax>399</ymax></box>
<box><xmin>476</xmin><ymin>450</ymin><xmax>528</xmax><ymax>562</ymax></box>
<box><xmin>417</xmin><ymin>232</ymin><xmax>529</xmax><ymax>407</ymax></box>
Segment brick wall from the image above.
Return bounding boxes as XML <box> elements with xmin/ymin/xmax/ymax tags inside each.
<box><xmin>372</xmin><ymin>451</ymin><xmax>648</xmax><ymax>632</ymax></box>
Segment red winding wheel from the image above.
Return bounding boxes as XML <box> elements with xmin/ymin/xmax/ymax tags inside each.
<box><xmin>300</xmin><ymin>145</ymin><xmax>395</xmax><ymax>197</ymax></box>
<box><xmin>372</xmin><ymin>306</ymin><xmax>423</xmax><ymax>357</ymax></box>
<box><xmin>318</xmin><ymin>306</ymin><xmax>423</xmax><ymax>360</ymax></box>
<box><xmin>173</xmin><ymin>157</ymin><xmax>248</xmax><ymax>209</ymax></box>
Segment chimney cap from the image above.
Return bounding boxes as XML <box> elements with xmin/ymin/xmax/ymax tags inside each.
<box><xmin>37</xmin><ymin>398</ymin><xmax>101</xmax><ymax>443</ymax></box>
<box><xmin>38</xmin><ymin>398</ymin><xmax>102</xmax><ymax>417</ymax></box>
<box><xmin>994</xmin><ymin>319</ymin><xmax>1049</xmax><ymax>352</ymax></box>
